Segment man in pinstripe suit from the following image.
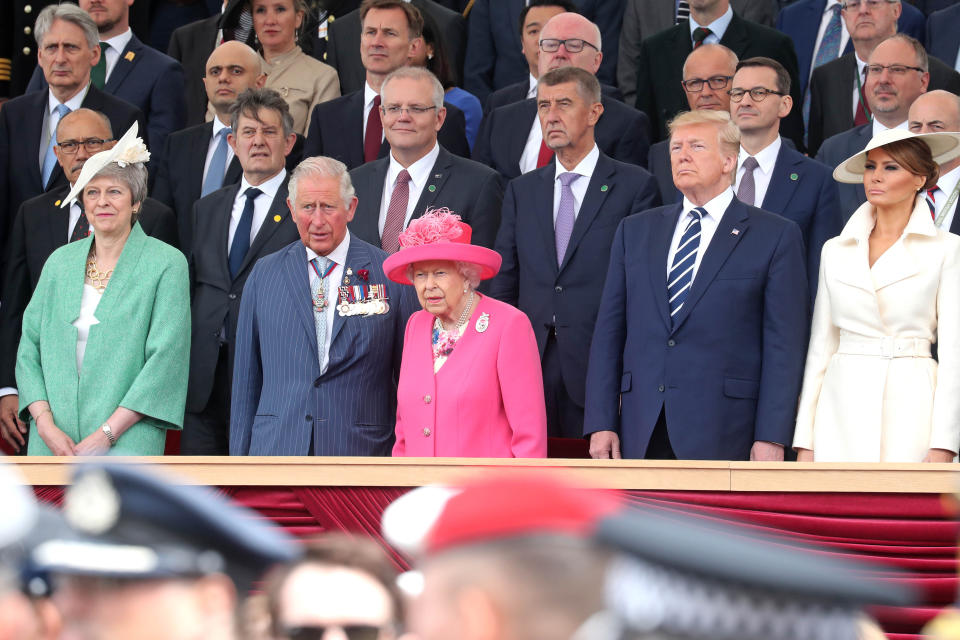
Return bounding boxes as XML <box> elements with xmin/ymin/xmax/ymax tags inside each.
<box><xmin>230</xmin><ymin>156</ymin><xmax>418</xmax><ymax>456</ymax></box>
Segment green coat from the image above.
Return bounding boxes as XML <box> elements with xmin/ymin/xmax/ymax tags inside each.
<box><xmin>17</xmin><ymin>224</ymin><xmax>190</xmax><ymax>455</ymax></box>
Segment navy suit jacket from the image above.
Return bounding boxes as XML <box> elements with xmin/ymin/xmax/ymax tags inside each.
<box><xmin>927</xmin><ymin>4</ymin><xmax>960</xmax><ymax>68</ymax></box>
<box><xmin>776</xmin><ymin>0</ymin><xmax>927</xmax><ymax>100</ymax></box>
<box><xmin>230</xmin><ymin>235</ymin><xmax>418</xmax><ymax>456</ymax></box>
<box><xmin>815</xmin><ymin>123</ymin><xmax>871</xmax><ymax>218</ymax></box>
<box><xmin>303</xmin><ymin>90</ymin><xmax>471</xmax><ymax>170</ymax></box>
<box><xmin>488</xmin><ymin>152</ymin><xmax>660</xmax><ymax>407</ymax></box>
<box><xmin>348</xmin><ymin>147</ymin><xmax>503</xmax><ymax>249</ymax></box>
<box><xmin>472</xmin><ymin>96</ymin><xmax>651</xmax><ymax>180</ymax></box>
<box><xmin>28</xmin><ymin>34</ymin><xmax>186</xmax><ymax>173</ymax></box>
<box><xmin>583</xmin><ymin>197</ymin><xmax>810</xmax><ymax>460</ymax></box>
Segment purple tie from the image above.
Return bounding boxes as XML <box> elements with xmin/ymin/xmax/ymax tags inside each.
<box><xmin>737</xmin><ymin>156</ymin><xmax>759</xmax><ymax>207</ymax></box>
<box><xmin>555</xmin><ymin>172</ymin><xmax>579</xmax><ymax>265</ymax></box>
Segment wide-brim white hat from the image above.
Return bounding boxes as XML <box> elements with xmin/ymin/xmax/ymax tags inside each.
<box><xmin>60</xmin><ymin>122</ymin><xmax>150</xmax><ymax>208</ymax></box>
<box><xmin>833</xmin><ymin>129</ymin><xmax>960</xmax><ymax>184</ymax></box>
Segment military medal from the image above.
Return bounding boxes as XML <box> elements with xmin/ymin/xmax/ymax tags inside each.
<box><xmin>311</xmin><ymin>259</ymin><xmax>337</xmax><ymax>311</ymax></box>
<box><xmin>337</xmin><ymin>280</ymin><xmax>390</xmax><ymax>316</ymax></box>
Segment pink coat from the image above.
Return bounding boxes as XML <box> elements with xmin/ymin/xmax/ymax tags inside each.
<box><xmin>393</xmin><ymin>295</ymin><xmax>547</xmax><ymax>458</ymax></box>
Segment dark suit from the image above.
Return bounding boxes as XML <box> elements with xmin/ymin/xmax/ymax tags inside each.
<box><xmin>167</xmin><ymin>13</ymin><xmax>220</xmax><ymax>127</ymax></box>
<box><xmin>27</xmin><ymin>34</ymin><xmax>187</xmax><ymax>171</ymax></box>
<box><xmin>463</xmin><ymin>0</ymin><xmax>625</xmax><ymax>103</ymax></box>
<box><xmin>1</xmin><ymin>0</ymin><xmax>60</xmax><ymax>99</ymax></box>
<box><xmin>326</xmin><ymin>0</ymin><xmax>466</xmax><ymax>94</ymax></box>
<box><xmin>583</xmin><ymin>197</ymin><xmax>810</xmax><ymax>459</ymax></box>
<box><xmin>185</xmin><ymin>176</ymin><xmax>301</xmax><ymax>454</ymax></box>
<box><xmin>807</xmin><ymin>53</ymin><xmax>960</xmax><ymax>156</ymax></box>
<box><xmin>348</xmin><ymin>147</ymin><xmax>503</xmax><ymax>250</ymax></box>
<box><xmin>927</xmin><ymin>4</ymin><xmax>960</xmax><ymax>68</ymax></box>
<box><xmin>488</xmin><ymin>152</ymin><xmax>660</xmax><ymax>438</ymax></box>
<box><xmin>484</xmin><ymin>80</ymin><xmax>623</xmax><ymax>116</ymax></box>
<box><xmin>303</xmin><ymin>89</ymin><xmax>470</xmax><ymax>169</ymax></box>
<box><xmin>473</xmin><ymin>96</ymin><xmax>651</xmax><ymax>180</ymax></box>
<box><xmin>776</xmin><ymin>0</ymin><xmax>927</xmax><ymax>100</ymax></box>
<box><xmin>230</xmin><ymin>235</ymin><xmax>418</xmax><ymax>455</ymax></box>
<box><xmin>635</xmin><ymin>13</ymin><xmax>804</xmax><ymax>148</ymax></box>
<box><xmin>152</xmin><ymin>121</ymin><xmax>305</xmax><ymax>252</ymax></box>
<box><xmin>815</xmin><ymin>122</ymin><xmax>872</xmax><ymax>217</ymax></box>
<box><xmin>0</xmin><ymin>187</ymin><xmax>177</xmax><ymax>391</ymax></box>
<box><xmin>0</xmin><ymin>86</ymin><xmax>145</xmax><ymax>296</ymax></box>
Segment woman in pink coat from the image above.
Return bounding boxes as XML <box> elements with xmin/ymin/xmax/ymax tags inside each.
<box><xmin>383</xmin><ymin>208</ymin><xmax>547</xmax><ymax>458</ymax></box>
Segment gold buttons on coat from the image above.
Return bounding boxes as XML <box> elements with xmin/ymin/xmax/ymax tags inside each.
<box><xmin>24</xmin><ymin>27</ymin><xmax>31</xmax><ymax>35</ymax></box>
<box><xmin>23</xmin><ymin>47</ymin><xmax>31</xmax><ymax>55</ymax></box>
<box><xmin>24</xmin><ymin>5</ymin><xmax>33</xmax><ymax>13</ymax></box>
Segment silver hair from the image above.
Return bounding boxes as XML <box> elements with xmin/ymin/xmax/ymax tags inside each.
<box><xmin>288</xmin><ymin>156</ymin><xmax>356</xmax><ymax>207</ymax></box>
<box><xmin>380</xmin><ymin>66</ymin><xmax>445</xmax><ymax>110</ymax></box>
<box><xmin>56</xmin><ymin>108</ymin><xmax>113</xmax><ymax>141</ymax></box>
<box><xmin>34</xmin><ymin>3</ymin><xmax>99</xmax><ymax>50</ymax></box>
<box><xmin>404</xmin><ymin>260</ymin><xmax>482</xmax><ymax>290</ymax></box>
<box><xmin>230</xmin><ymin>88</ymin><xmax>295</xmax><ymax>139</ymax></box>
<box><xmin>90</xmin><ymin>162</ymin><xmax>149</xmax><ymax>222</ymax></box>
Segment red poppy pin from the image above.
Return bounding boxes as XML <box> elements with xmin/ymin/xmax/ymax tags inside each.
<box><xmin>357</xmin><ymin>269</ymin><xmax>370</xmax><ymax>281</ymax></box>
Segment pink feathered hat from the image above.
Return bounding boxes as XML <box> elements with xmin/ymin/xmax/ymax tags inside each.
<box><xmin>383</xmin><ymin>208</ymin><xmax>502</xmax><ymax>285</ymax></box>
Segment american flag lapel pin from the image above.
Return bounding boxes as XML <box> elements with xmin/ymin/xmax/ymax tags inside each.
<box><xmin>731</xmin><ymin>228</ymin><xmax>740</xmax><ymax>236</ymax></box>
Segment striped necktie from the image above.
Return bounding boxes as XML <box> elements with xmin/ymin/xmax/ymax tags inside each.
<box><xmin>668</xmin><ymin>207</ymin><xmax>706</xmax><ymax>322</ymax></box>
<box><xmin>927</xmin><ymin>186</ymin><xmax>940</xmax><ymax>219</ymax></box>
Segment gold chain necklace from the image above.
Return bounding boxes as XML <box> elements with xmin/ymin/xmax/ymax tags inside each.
<box><xmin>86</xmin><ymin>253</ymin><xmax>113</xmax><ymax>293</ymax></box>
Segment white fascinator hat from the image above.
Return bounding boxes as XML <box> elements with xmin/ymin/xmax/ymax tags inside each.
<box><xmin>60</xmin><ymin>122</ymin><xmax>151</xmax><ymax>208</ymax></box>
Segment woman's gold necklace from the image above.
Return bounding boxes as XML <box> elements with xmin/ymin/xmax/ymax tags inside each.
<box><xmin>86</xmin><ymin>252</ymin><xmax>113</xmax><ymax>293</ymax></box>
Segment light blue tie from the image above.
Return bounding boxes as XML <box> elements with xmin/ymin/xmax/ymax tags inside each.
<box><xmin>41</xmin><ymin>104</ymin><xmax>71</xmax><ymax>188</ymax></box>
<box><xmin>667</xmin><ymin>207</ymin><xmax>705</xmax><ymax>323</ymax></box>
<box><xmin>803</xmin><ymin>4</ymin><xmax>842</xmax><ymax>137</ymax></box>
<box><xmin>311</xmin><ymin>256</ymin><xmax>333</xmax><ymax>365</ymax></box>
<box><xmin>554</xmin><ymin>172</ymin><xmax>579</xmax><ymax>265</ymax></box>
<box><xmin>202</xmin><ymin>128</ymin><xmax>231</xmax><ymax>197</ymax></box>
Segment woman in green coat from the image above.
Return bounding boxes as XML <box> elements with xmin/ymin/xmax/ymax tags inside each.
<box><xmin>16</xmin><ymin>124</ymin><xmax>190</xmax><ymax>456</ymax></box>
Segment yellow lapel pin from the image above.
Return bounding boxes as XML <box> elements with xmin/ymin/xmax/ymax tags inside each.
<box><xmin>124</xmin><ymin>51</ymin><xmax>135</xmax><ymax>62</ymax></box>
<box><xmin>273</xmin><ymin>214</ymin><xmax>282</xmax><ymax>222</ymax></box>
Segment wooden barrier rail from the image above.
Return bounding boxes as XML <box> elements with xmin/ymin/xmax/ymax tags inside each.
<box><xmin>10</xmin><ymin>457</ymin><xmax>960</xmax><ymax>492</ymax></box>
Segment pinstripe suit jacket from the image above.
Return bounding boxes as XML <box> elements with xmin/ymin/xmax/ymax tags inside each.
<box><xmin>229</xmin><ymin>235</ymin><xmax>418</xmax><ymax>456</ymax></box>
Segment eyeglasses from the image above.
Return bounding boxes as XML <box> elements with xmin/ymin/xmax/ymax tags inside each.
<box><xmin>538</xmin><ymin>38</ymin><xmax>599</xmax><ymax>53</ymax></box>
<box><xmin>380</xmin><ymin>104</ymin><xmax>437</xmax><ymax>117</ymax></box>
<box><xmin>281</xmin><ymin>625</ymin><xmax>382</xmax><ymax>640</ymax></box>
<box><xmin>864</xmin><ymin>63</ymin><xmax>925</xmax><ymax>76</ymax></box>
<box><xmin>728</xmin><ymin>87</ymin><xmax>786</xmax><ymax>102</ymax></box>
<box><xmin>840</xmin><ymin>0</ymin><xmax>897</xmax><ymax>11</ymax></box>
<box><xmin>204</xmin><ymin>65</ymin><xmax>249</xmax><ymax>78</ymax></box>
<box><xmin>681</xmin><ymin>75</ymin><xmax>733</xmax><ymax>92</ymax></box>
<box><xmin>56</xmin><ymin>137</ymin><xmax>110</xmax><ymax>154</ymax></box>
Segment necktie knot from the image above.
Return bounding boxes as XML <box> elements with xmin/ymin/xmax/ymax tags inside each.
<box><xmin>928</xmin><ymin>186</ymin><xmax>940</xmax><ymax>203</ymax></box>
<box><xmin>55</xmin><ymin>104</ymin><xmax>71</xmax><ymax>118</ymax></box>
<box><xmin>559</xmin><ymin>172</ymin><xmax>580</xmax><ymax>188</ymax></box>
<box><xmin>692</xmin><ymin>27</ymin><xmax>712</xmax><ymax>47</ymax></box>
<box><xmin>312</xmin><ymin>256</ymin><xmax>332</xmax><ymax>273</ymax></box>
<box><xmin>689</xmin><ymin>206</ymin><xmax>706</xmax><ymax>222</ymax></box>
<box><xmin>741</xmin><ymin>156</ymin><xmax>759</xmax><ymax>172</ymax></box>
<box><xmin>244</xmin><ymin>186</ymin><xmax>262</xmax><ymax>200</ymax></box>
<box><xmin>395</xmin><ymin>169</ymin><xmax>411</xmax><ymax>186</ymax></box>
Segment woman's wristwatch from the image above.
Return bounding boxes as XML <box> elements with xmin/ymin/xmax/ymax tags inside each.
<box><xmin>101</xmin><ymin>422</ymin><xmax>116</xmax><ymax>446</ymax></box>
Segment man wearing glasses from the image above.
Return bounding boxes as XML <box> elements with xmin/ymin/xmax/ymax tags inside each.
<box><xmin>0</xmin><ymin>107</ymin><xmax>177</xmax><ymax>453</ymax></box>
<box><xmin>348</xmin><ymin>66</ymin><xmax>503</xmax><ymax>253</ymax></box>
<box><xmin>806</xmin><ymin>0</ymin><xmax>960</xmax><ymax>155</ymax></box>
<box><xmin>730</xmin><ymin>57</ymin><xmax>841</xmax><ymax>301</ymax></box>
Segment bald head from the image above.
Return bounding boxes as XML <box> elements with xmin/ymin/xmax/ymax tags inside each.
<box><xmin>908</xmin><ymin>90</ymin><xmax>960</xmax><ymax>132</ymax></box>
<box><xmin>537</xmin><ymin>12</ymin><xmax>603</xmax><ymax>76</ymax></box>
<box><xmin>682</xmin><ymin>44</ymin><xmax>739</xmax><ymax>111</ymax></box>
<box><xmin>204</xmin><ymin>41</ymin><xmax>267</xmax><ymax>117</ymax></box>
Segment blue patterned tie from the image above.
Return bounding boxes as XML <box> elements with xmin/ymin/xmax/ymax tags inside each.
<box><xmin>668</xmin><ymin>207</ymin><xmax>705</xmax><ymax>323</ymax></box>
<box><xmin>803</xmin><ymin>4</ymin><xmax>842</xmax><ymax>136</ymax></box>
<box><xmin>202</xmin><ymin>128</ymin><xmax>231</xmax><ymax>197</ymax></box>
<box><xmin>311</xmin><ymin>256</ymin><xmax>333</xmax><ymax>366</ymax></box>
<box><xmin>41</xmin><ymin>104</ymin><xmax>71</xmax><ymax>188</ymax></box>
<box><xmin>229</xmin><ymin>187</ymin><xmax>261</xmax><ymax>278</ymax></box>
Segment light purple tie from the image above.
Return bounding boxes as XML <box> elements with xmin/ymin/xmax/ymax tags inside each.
<box><xmin>555</xmin><ymin>172</ymin><xmax>580</xmax><ymax>265</ymax></box>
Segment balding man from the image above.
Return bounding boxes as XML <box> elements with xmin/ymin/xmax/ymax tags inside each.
<box><xmin>473</xmin><ymin>12</ymin><xmax>651</xmax><ymax>180</ymax></box>
<box><xmin>649</xmin><ymin>44</ymin><xmax>739</xmax><ymax>203</ymax></box>
<box><xmin>909</xmin><ymin>90</ymin><xmax>960</xmax><ymax>234</ymax></box>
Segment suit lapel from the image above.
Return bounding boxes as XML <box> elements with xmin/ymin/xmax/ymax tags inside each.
<box><xmin>410</xmin><ymin>148</ymin><xmax>452</xmax><ymax>217</ymax></box>
<box><xmin>190</xmin><ymin>123</ymin><xmax>215</xmax><ymax>196</ymax></box>
<box><xmin>671</xmin><ymin>199</ymin><xmax>750</xmax><ymax>332</ymax></box>
<box><xmin>93</xmin><ymin>224</ymin><xmax>146</xmax><ymax>320</ymax></box>
<box><xmin>215</xmin><ymin>184</ymin><xmax>240</xmax><ymax>283</ymax></box>
<box><xmin>47</xmin><ymin>187</ymin><xmax>72</xmax><ymax>250</ymax></box>
<box><xmin>355</xmin><ymin>159</ymin><xmax>389</xmax><ymax>243</ymax></box>
<box><xmin>279</xmin><ymin>241</ymin><xmax>319</xmax><ymax>355</ymax></box>
<box><xmin>535</xmin><ymin>167</ymin><xmax>559</xmax><ymax>275</ymax></box>
<box><xmin>559</xmin><ymin>155</ymin><xmax>615</xmax><ymax>272</ymax></box>
<box><xmin>648</xmin><ymin>206</ymin><xmax>680</xmax><ymax>331</ymax></box>
<box><xmin>346</xmin><ymin>91</ymin><xmax>369</xmax><ymax>168</ymax></box>
<box><xmin>760</xmin><ymin>145</ymin><xmax>802</xmax><ymax>212</ymax></box>
<box><xmin>329</xmin><ymin>236</ymin><xmax>372</xmax><ymax>347</ymax></box>
<box><xmin>238</xmin><ymin>180</ymin><xmax>290</xmax><ymax>275</ymax></box>
<box><xmin>26</xmin><ymin>91</ymin><xmax>48</xmax><ymax>189</ymax></box>
<box><xmin>225</xmin><ymin>156</ymin><xmax>243</xmax><ymax>184</ymax></box>
<box><xmin>718</xmin><ymin>14</ymin><xmax>749</xmax><ymax>51</ymax></box>
<box><xmin>104</xmin><ymin>35</ymin><xmax>142</xmax><ymax>93</ymax></box>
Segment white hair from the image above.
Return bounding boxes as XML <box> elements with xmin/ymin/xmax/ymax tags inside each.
<box><xmin>288</xmin><ymin>156</ymin><xmax>355</xmax><ymax>206</ymax></box>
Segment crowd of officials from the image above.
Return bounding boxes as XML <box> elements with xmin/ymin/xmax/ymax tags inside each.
<box><xmin>2</xmin><ymin>0</ymin><xmax>960</xmax><ymax>462</ymax></box>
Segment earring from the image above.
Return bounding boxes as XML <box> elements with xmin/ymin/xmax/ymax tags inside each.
<box><xmin>463</xmin><ymin>285</ymin><xmax>468</xmax><ymax>293</ymax></box>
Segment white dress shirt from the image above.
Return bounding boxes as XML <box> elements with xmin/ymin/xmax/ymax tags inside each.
<box><xmin>519</xmin><ymin>111</ymin><xmax>545</xmax><ymax>175</ymax></box>
<box><xmin>378</xmin><ymin>143</ymin><xmax>440</xmax><ymax>236</ymax></box>
<box><xmin>306</xmin><ymin>230</ymin><xmax>351</xmax><ymax>373</ymax></box>
<box><xmin>73</xmin><ymin>284</ymin><xmax>103</xmax><ymax>373</ymax></box>
<box><xmin>853</xmin><ymin>54</ymin><xmax>867</xmax><ymax>121</ymax></box>
<box><xmin>362</xmin><ymin>82</ymin><xmax>382</xmax><ymax>143</ymax></box>
<box><xmin>734</xmin><ymin>136</ymin><xmax>782</xmax><ymax>207</ymax></box>
<box><xmin>689</xmin><ymin>5</ymin><xmax>733</xmax><ymax>45</ymax></box>
<box><xmin>931</xmin><ymin>164</ymin><xmax>960</xmax><ymax>231</ymax></box>
<box><xmin>41</xmin><ymin>86</ymin><xmax>88</xmax><ymax>169</ymax></box>
<box><xmin>667</xmin><ymin>187</ymin><xmax>734</xmax><ymax>279</ymax></box>
<box><xmin>871</xmin><ymin>117</ymin><xmax>909</xmax><ymax>137</ymax></box>
<box><xmin>202</xmin><ymin>117</ymin><xmax>236</xmax><ymax>187</ymax></box>
<box><xmin>810</xmin><ymin>0</ymin><xmax>850</xmax><ymax>81</ymax></box>
<box><xmin>527</xmin><ymin>73</ymin><xmax>538</xmax><ymax>99</ymax></box>
<box><xmin>101</xmin><ymin>28</ymin><xmax>134</xmax><ymax>81</ymax></box>
<box><xmin>552</xmin><ymin>144</ymin><xmax>599</xmax><ymax>223</ymax></box>
<box><xmin>227</xmin><ymin>169</ymin><xmax>286</xmax><ymax>251</ymax></box>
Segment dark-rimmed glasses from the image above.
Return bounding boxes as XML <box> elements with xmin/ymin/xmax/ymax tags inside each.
<box><xmin>380</xmin><ymin>105</ymin><xmax>437</xmax><ymax>117</ymax></box>
<box><xmin>865</xmin><ymin>64</ymin><xmax>925</xmax><ymax>76</ymax></box>
<box><xmin>539</xmin><ymin>38</ymin><xmax>599</xmax><ymax>53</ymax></box>
<box><xmin>681</xmin><ymin>75</ymin><xmax>733</xmax><ymax>93</ymax></box>
<box><xmin>56</xmin><ymin>137</ymin><xmax>110</xmax><ymax>154</ymax></box>
<box><xmin>728</xmin><ymin>87</ymin><xmax>786</xmax><ymax>102</ymax></box>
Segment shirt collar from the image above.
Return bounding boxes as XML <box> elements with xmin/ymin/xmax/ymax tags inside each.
<box><xmin>305</xmin><ymin>229</ymin><xmax>351</xmax><ymax>264</ymax></box>
<box><xmin>239</xmin><ymin>168</ymin><xmax>286</xmax><ymax>202</ymax></box>
<box><xmin>690</xmin><ymin>4</ymin><xmax>733</xmax><ymax>41</ymax></box>
<box><xmin>527</xmin><ymin>73</ymin><xmax>538</xmax><ymax>99</ymax></box>
<box><xmin>855</xmin><ymin>53</ymin><xmax>868</xmax><ymax>75</ymax></box>
<box><xmin>935</xmin><ymin>163</ymin><xmax>960</xmax><ymax>196</ymax></box>
<box><xmin>738</xmin><ymin>136</ymin><xmax>781</xmax><ymax>176</ymax></box>
<box><xmin>388</xmin><ymin>142</ymin><xmax>440</xmax><ymax>190</ymax></box>
<box><xmin>554</xmin><ymin>143</ymin><xmax>600</xmax><ymax>182</ymax></box>
<box><xmin>824</xmin><ymin>0</ymin><xmax>841</xmax><ymax>12</ymax></box>
<box><xmin>212</xmin><ymin>116</ymin><xmax>231</xmax><ymax>137</ymax></box>
<box><xmin>48</xmin><ymin>84</ymin><xmax>89</xmax><ymax>115</ymax></box>
<box><xmin>682</xmin><ymin>186</ymin><xmax>734</xmax><ymax>221</ymax></box>
<box><xmin>365</xmin><ymin>82</ymin><xmax>379</xmax><ymax>110</ymax></box>
<box><xmin>102</xmin><ymin>28</ymin><xmax>133</xmax><ymax>55</ymax></box>
<box><xmin>872</xmin><ymin>118</ymin><xmax>909</xmax><ymax>137</ymax></box>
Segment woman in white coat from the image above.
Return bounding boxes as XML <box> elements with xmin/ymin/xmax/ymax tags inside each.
<box><xmin>794</xmin><ymin>129</ymin><xmax>960</xmax><ymax>462</ymax></box>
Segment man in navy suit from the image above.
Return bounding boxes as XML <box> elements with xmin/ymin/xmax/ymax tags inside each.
<box><xmin>730</xmin><ymin>57</ymin><xmax>842</xmax><ymax>299</ymax></box>
<box><xmin>472</xmin><ymin>12</ymin><xmax>650</xmax><ymax>180</ymax></box>
<box><xmin>27</xmin><ymin>0</ymin><xmax>187</xmax><ymax>174</ymax></box>
<box><xmin>908</xmin><ymin>90</ymin><xmax>960</xmax><ymax>234</ymax></box>
<box><xmin>489</xmin><ymin>67</ymin><xmax>659</xmax><ymax>441</ymax></box>
<box><xmin>231</xmin><ymin>155</ymin><xmax>417</xmax><ymax>456</ymax></box>
<box><xmin>584</xmin><ymin>110</ymin><xmax>809</xmax><ymax>461</ymax></box>
<box><xmin>926</xmin><ymin>3</ymin><xmax>960</xmax><ymax>69</ymax></box>
<box><xmin>349</xmin><ymin>67</ymin><xmax>503</xmax><ymax>252</ymax></box>
<box><xmin>303</xmin><ymin>0</ymin><xmax>469</xmax><ymax>170</ymax></box>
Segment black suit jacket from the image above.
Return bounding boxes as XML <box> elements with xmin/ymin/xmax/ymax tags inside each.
<box><xmin>187</xmin><ymin>177</ymin><xmax>301</xmax><ymax>411</ymax></box>
<box><xmin>484</xmin><ymin>80</ymin><xmax>624</xmax><ymax>115</ymax></box>
<box><xmin>348</xmin><ymin>146</ymin><xmax>504</xmax><ymax>250</ymax></box>
<box><xmin>635</xmin><ymin>13</ymin><xmax>804</xmax><ymax>148</ymax></box>
<box><xmin>487</xmin><ymin>151</ymin><xmax>660</xmax><ymax>407</ymax></box>
<box><xmin>0</xmin><ymin>86</ymin><xmax>145</xmax><ymax>297</ymax></box>
<box><xmin>326</xmin><ymin>0</ymin><xmax>467</xmax><ymax>94</ymax></box>
<box><xmin>0</xmin><ymin>186</ymin><xmax>177</xmax><ymax>388</ymax></box>
<box><xmin>167</xmin><ymin>14</ymin><xmax>220</xmax><ymax>127</ymax></box>
<box><xmin>472</xmin><ymin>96</ymin><xmax>651</xmax><ymax>180</ymax></box>
<box><xmin>303</xmin><ymin>89</ymin><xmax>470</xmax><ymax>170</ymax></box>
<box><xmin>807</xmin><ymin>53</ymin><xmax>960</xmax><ymax>156</ymax></box>
<box><xmin>153</xmin><ymin>121</ymin><xmax>305</xmax><ymax>252</ymax></box>
<box><xmin>927</xmin><ymin>4</ymin><xmax>960</xmax><ymax>69</ymax></box>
